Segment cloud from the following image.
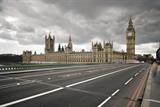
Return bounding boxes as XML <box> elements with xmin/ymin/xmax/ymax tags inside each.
<box><xmin>135</xmin><ymin>9</ymin><xmax>160</xmax><ymax>44</ymax></box>
<box><xmin>0</xmin><ymin>0</ymin><xmax>159</xmax><ymax>56</ymax></box>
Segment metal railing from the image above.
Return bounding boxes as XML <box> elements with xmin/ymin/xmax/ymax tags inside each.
<box><xmin>0</xmin><ymin>64</ymin><xmax>78</xmax><ymax>72</ymax></box>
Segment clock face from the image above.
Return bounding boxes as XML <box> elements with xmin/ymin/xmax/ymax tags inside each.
<box><xmin>128</xmin><ymin>32</ymin><xmax>132</xmax><ymax>36</ymax></box>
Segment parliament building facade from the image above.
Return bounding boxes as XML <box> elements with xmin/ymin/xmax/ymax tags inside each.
<box><xmin>23</xmin><ymin>18</ymin><xmax>136</xmax><ymax>64</ymax></box>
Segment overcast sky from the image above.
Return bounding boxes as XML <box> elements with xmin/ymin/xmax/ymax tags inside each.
<box><xmin>0</xmin><ymin>0</ymin><xmax>159</xmax><ymax>57</ymax></box>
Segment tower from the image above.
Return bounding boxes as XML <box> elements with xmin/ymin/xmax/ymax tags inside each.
<box><xmin>126</xmin><ymin>18</ymin><xmax>135</xmax><ymax>60</ymax></box>
<box><xmin>103</xmin><ymin>41</ymin><xmax>113</xmax><ymax>63</ymax></box>
<box><xmin>65</xmin><ymin>36</ymin><xmax>73</xmax><ymax>53</ymax></box>
<box><xmin>45</xmin><ymin>34</ymin><xmax>55</xmax><ymax>53</ymax></box>
<box><xmin>67</xmin><ymin>36</ymin><xmax>73</xmax><ymax>52</ymax></box>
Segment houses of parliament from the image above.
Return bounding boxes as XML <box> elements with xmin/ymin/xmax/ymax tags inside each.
<box><xmin>23</xmin><ymin>18</ymin><xmax>136</xmax><ymax>64</ymax></box>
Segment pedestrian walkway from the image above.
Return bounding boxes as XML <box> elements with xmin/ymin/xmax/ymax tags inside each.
<box><xmin>141</xmin><ymin>63</ymin><xmax>160</xmax><ymax>107</ymax></box>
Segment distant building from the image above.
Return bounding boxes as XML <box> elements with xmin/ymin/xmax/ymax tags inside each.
<box><xmin>23</xmin><ymin>19</ymin><xmax>136</xmax><ymax>64</ymax></box>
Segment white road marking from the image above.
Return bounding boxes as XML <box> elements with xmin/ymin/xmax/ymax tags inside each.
<box><xmin>17</xmin><ymin>83</ymin><xmax>20</xmax><ymax>85</ymax></box>
<box><xmin>135</xmin><ymin>72</ymin><xmax>139</xmax><ymax>76</ymax></box>
<box><xmin>97</xmin><ymin>96</ymin><xmax>112</xmax><ymax>107</ymax></box>
<box><xmin>59</xmin><ymin>73</ymin><xmax>81</xmax><ymax>78</ymax></box>
<box><xmin>124</xmin><ymin>77</ymin><xmax>133</xmax><ymax>85</ymax></box>
<box><xmin>98</xmin><ymin>89</ymin><xmax>120</xmax><ymax>107</ymax></box>
<box><xmin>0</xmin><ymin>80</ymin><xmax>36</xmax><ymax>90</ymax></box>
<box><xmin>111</xmin><ymin>89</ymin><xmax>120</xmax><ymax>96</ymax></box>
<box><xmin>48</xmin><ymin>77</ymin><xmax>51</xmax><ymax>80</ymax></box>
<box><xmin>144</xmin><ymin>99</ymin><xmax>160</xmax><ymax>104</ymax></box>
<box><xmin>0</xmin><ymin>65</ymin><xmax>141</xmax><ymax>107</ymax></box>
<box><xmin>66</xmin><ymin>65</ymin><xmax>140</xmax><ymax>88</ymax></box>
<box><xmin>0</xmin><ymin>87</ymin><xmax>64</xmax><ymax>107</ymax></box>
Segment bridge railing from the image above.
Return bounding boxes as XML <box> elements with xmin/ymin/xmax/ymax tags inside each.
<box><xmin>0</xmin><ymin>65</ymin><xmax>35</xmax><ymax>72</ymax></box>
<box><xmin>0</xmin><ymin>64</ymin><xmax>76</xmax><ymax>72</ymax></box>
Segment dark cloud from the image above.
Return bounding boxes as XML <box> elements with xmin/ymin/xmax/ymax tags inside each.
<box><xmin>0</xmin><ymin>0</ymin><xmax>159</xmax><ymax>55</ymax></box>
<box><xmin>0</xmin><ymin>31</ymin><xmax>15</xmax><ymax>40</ymax></box>
<box><xmin>0</xmin><ymin>0</ymin><xmax>3</xmax><ymax>11</ymax></box>
<box><xmin>42</xmin><ymin>0</ymin><xmax>160</xmax><ymax>18</ymax></box>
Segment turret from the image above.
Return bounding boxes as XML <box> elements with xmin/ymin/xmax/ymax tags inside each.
<box><xmin>68</xmin><ymin>36</ymin><xmax>73</xmax><ymax>51</ymax></box>
<box><xmin>45</xmin><ymin>33</ymin><xmax>55</xmax><ymax>53</ymax></box>
<box><xmin>58</xmin><ymin>44</ymin><xmax>61</xmax><ymax>52</ymax></box>
<box><xmin>92</xmin><ymin>42</ymin><xmax>98</xmax><ymax>52</ymax></box>
<box><xmin>22</xmin><ymin>51</ymin><xmax>32</xmax><ymax>63</ymax></box>
<box><xmin>103</xmin><ymin>40</ymin><xmax>113</xmax><ymax>63</ymax></box>
<box><xmin>65</xmin><ymin>36</ymin><xmax>73</xmax><ymax>53</ymax></box>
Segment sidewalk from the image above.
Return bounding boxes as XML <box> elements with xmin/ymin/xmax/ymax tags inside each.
<box><xmin>141</xmin><ymin>63</ymin><xmax>160</xmax><ymax>107</ymax></box>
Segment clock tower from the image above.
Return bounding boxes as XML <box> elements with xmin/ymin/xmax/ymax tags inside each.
<box><xmin>126</xmin><ymin>18</ymin><xmax>135</xmax><ymax>60</ymax></box>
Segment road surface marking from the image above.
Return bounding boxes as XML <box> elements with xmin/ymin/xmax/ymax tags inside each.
<box><xmin>0</xmin><ymin>65</ymin><xmax>141</xmax><ymax>107</ymax></box>
<box><xmin>135</xmin><ymin>72</ymin><xmax>139</xmax><ymax>76</ymax></box>
<box><xmin>97</xmin><ymin>96</ymin><xmax>112</xmax><ymax>107</ymax></box>
<box><xmin>16</xmin><ymin>83</ymin><xmax>20</xmax><ymax>85</ymax></box>
<box><xmin>124</xmin><ymin>78</ymin><xmax>133</xmax><ymax>85</ymax></box>
<box><xmin>111</xmin><ymin>89</ymin><xmax>120</xmax><ymax>96</ymax></box>
<box><xmin>126</xmin><ymin>70</ymin><xmax>149</xmax><ymax>107</ymax></box>
<box><xmin>48</xmin><ymin>77</ymin><xmax>51</xmax><ymax>80</ymax></box>
<box><xmin>0</xmin><ymin>87</ymin><xmax>64</xmax><ymax>107</ymax></box>
<box><xmin>66</xmin><ymin>65</ymin><xmax>140</xmax><ymax>88</ymax></box>
<box><xmin>0</xmin><ymin>80</ymin><xmax>35</xmax><ymax>90</ymax></box>
<box><xmin>144</xmin><ymin>99</ymin><xmax>160</xmax><ymax>104</ymax></box>
<box><xmin>59</xmin><ymin>72</ymin><xmax>82</xmax><ymax>78</ymax></box>
<box><xmin>0</xmin><ymin>65</ymin><xmax>127</xmax><ymax>90</ymax></box>
<box><xmin>98</xmin><ymin>89</ymin><xmax>120</xmax><ymax>107</ymax></box>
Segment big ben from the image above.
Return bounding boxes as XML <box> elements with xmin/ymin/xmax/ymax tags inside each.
<box><xmin>126</xmin><ymin>18</ymin><xmax>135</xmax><ymax>60</ymax></box>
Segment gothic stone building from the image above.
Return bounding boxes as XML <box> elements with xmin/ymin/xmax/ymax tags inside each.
<box><xmin>23</xmin><ymin>18</ymin><xmax>136</xmax><ymax>64</ymax></box>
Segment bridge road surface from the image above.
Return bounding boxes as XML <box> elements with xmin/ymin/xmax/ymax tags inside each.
<box><xmin>0</xmin><ymin>64</ymin><xmax>148</xmax><ymax>107</ymax></box>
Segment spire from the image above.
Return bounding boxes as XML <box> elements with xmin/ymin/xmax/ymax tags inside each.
<box><xmin>45</xmin><ymin>34</ymin><xmax>47</xmax><ymax>39</ymax></box>
<box><xmin>69</xmin><ymin>35</ymin><xmax>72</xmax><ymax>42</ymax></box>
<box><xmin>48</xmin><ymin>32</ymin><xmax>51</xmax><ymax>39</ymax></box>
<box><xmin>58</xmin><ymin>43</ymin><xmax>61</xmax><ymax>52</ymax></box>
<box><xmin>53</xmin><ymin>35</ymin><xmax>55</xmax><ymax>39</ymax></box>
<box><xmin>62</xmin><ymin>46</ymin><xmax>64</xmax><ymax>52</ymax></box>
<box><xmin>129</xmin><ymin>18</ymin><xmax>133</xmax><ymax>25</ymax></box>
<box><xmin>127</xmin><ymin>17</ymin><xmax>134</xmax><ymax>31</ymax></box>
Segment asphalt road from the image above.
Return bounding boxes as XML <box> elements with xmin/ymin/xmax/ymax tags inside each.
<box><xmin>0</xmin><ymin>63</ymin><xmax>148</xmax><ymax>107</ymax></box>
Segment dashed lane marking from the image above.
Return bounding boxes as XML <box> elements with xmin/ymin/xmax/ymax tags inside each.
<box><xmin>66</xmin><ymin>65</ymin><xmax>140</xmax><ymax>88</ymax></box>
<box><xmin>97</xmin><ymin>89</ymin><xmax>120</xmax><ymax>107</ymax></box>
<box><xmin>124</xmin><ymin>77</ymin><xmax>133</xmax><ymax>85</ymax></box>
<box><xmin>97</xmin><ymin>96</ymin><xmax>112</xmax><ymax>107</ymax></box>
<box><xmin>111</xmin><ymin>89</ymin><xmax>120</xmax><ymax>96</ymax></box>
<box><xmin>135</xmin><ymin>72</ymin><xmax>139</xmax><ymax>76</ymax></box>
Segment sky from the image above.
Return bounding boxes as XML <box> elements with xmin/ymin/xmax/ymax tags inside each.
<box><xmin>0</xmin><ymin>0</ymin><xmax>160</xmax><ymax>57</ymax></box>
